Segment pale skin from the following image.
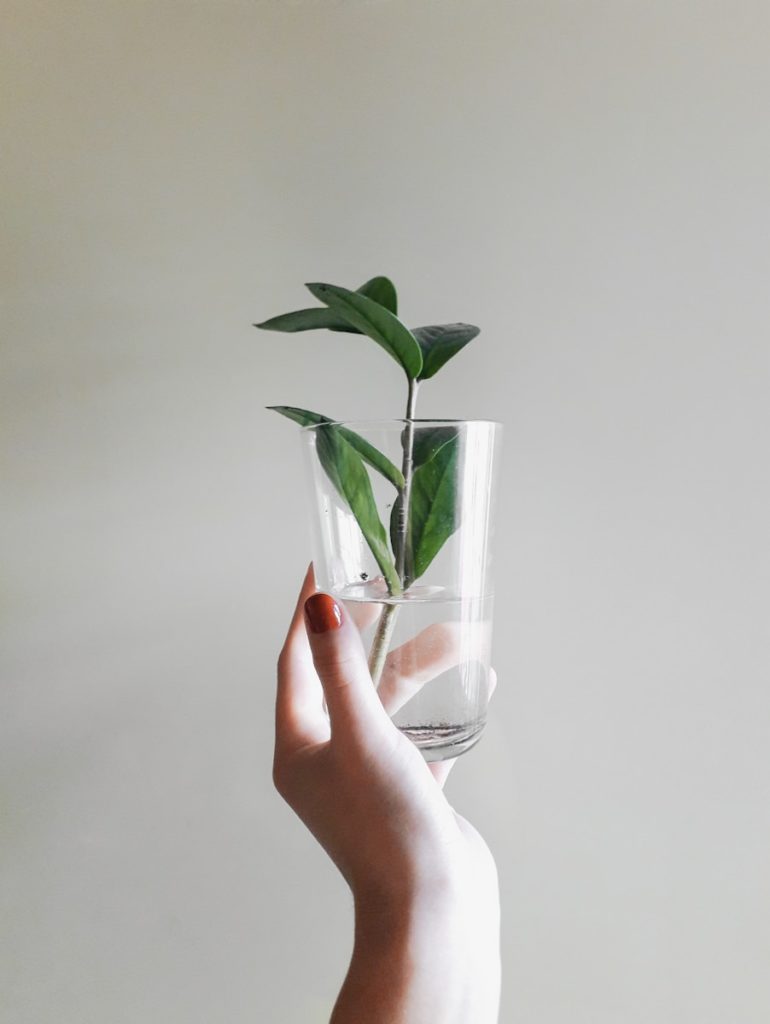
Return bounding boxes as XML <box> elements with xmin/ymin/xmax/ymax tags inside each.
<box><xmin>273</xmin><ymin>565</ymin><xmax>501</xmax><ymax>1023</ymax></box>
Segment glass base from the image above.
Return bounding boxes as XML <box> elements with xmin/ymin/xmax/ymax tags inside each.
<box><xmin>399</xmin><ymin>719</ymin><xmax>486</xmax><ymax>762</ymax></box>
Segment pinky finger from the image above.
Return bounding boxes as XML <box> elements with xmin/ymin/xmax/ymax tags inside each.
<box><xmin>428</xmin><ymin>757</ymin><xmax>456</xmax><ymax>788</ymax></box>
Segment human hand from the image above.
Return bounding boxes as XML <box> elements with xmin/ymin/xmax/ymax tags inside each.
<box><xmin>273</xmin><ymin>565</ymin><xmax>500</xmax><ymax>1023</ymax></box>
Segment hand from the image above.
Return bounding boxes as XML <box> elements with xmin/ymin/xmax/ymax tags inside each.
<box><xmin>273</xmin><ymin>565</ymin><xmax>501</xmax><ymax>1023</ymax></box>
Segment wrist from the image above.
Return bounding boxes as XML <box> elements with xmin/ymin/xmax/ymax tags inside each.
<box><xmin>352</xmin><ymin>868</ymin><xmax>466</xmax><ymax>954</ymax></box>
<box><xmin>335</xmin><ymin>875</ymin><xmax>498</xmax><ymax>1024</ymax></box>
<box><xmin>333</xmin><ymin>839</ymin><xmax>501</xmax><ymax>1022</ymax></box>
<box><xmin>332</xmin><ymin>886</ymin><xmax>469</xmax><ymax>1024</ymax></box>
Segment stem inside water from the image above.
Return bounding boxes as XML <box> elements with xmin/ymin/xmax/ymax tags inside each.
<box><xmin>367</xmin><ymin>378</ymin><xmax>419</xmax><ymax>685</ymax></box>
<box><xmin>367</xmin><ymin>602</ymin><xmax>399</xmax><ymax>685</ymax></box>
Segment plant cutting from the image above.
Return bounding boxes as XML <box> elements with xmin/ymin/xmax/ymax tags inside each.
<box><xmin>257</xmin><ymin>276</ymin><xmax>500</xmax><ymax>761</ymax></box>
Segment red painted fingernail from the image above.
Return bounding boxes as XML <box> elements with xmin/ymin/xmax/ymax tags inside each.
<box><xmin>304</xmin><ymin>594</ymin><xmax>343</xmax><ymax>634</ymax></box>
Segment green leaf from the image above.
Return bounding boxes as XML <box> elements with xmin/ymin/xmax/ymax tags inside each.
<box><xmin>306</xmin><ymin>282</ymin><xmax>423</xmax><ymax>380</ymax></box>
<box><xmin>314</xmin><ymin>424</ymin><xmax>401</xmax><ymax>595</ymax></box>
<box><xmin>412</xmin><ymin>323</ymin><xmax>480</xmax><ymax>380</ymax></box>
<box><xmin>357</xmin><ymin>276</ymin><xmax>398</xmax><ymax>315</ymax></box>
<box><xmin>267</xmin><ymin>405</ymin><xmax>329</xmax><ymax>429</ymax></box>
<box><xmin>268</xmin><ymin>406</ymin><xmax>404</xmax><ymax>489</ymax></box>
<box><xmin>410</xmin><ymin>424</ymin><xmax>460</xmax><ymax>468</ymax></box>
<box><xmin>390</xmin><ymin>427</ymin><xmax>460</xmax><ymax>585</ymax></box>
<box><xmin>388</xmin><ymin>491</ymin><xmax>413</xmax><ymax>587</ymax></box>
<box><xmin>255</xmin><ymin>306</ymin><xmax>356</xmax><ymax>333</ymax></box>
<box><xmin>254</xmin><ymin>276</ymin><xmax>397</xmax><ymax>334</ymax></box>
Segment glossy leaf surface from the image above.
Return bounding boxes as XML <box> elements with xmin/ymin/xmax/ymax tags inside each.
<box><xmin>306</xmin><ymin>282</ymin><xmax>423</xmax><ymax>379</ymax></box>
<box><xmin>255</xmin><ymin>276</ymin><xmax>397</xmax><ymax>334</ymax></box>
<box><xmin>412</xmin><ymin>323</ymin><xmax>480</xmax><ymax>380</ymax></box>
<box><xmin>390</xmin><ymin>426</ymin><xmax>461</xmax><ymax>586</ymax></box>
<box><xmin>268</xmin><ymin>406</ymin><xmax>404</xmax><ymax>489</ymax></box>
<box><xmin>315</xmin><ymin>425</ymin><xmax>401</xmax><ymax>595</ymax></box>
<box><xmin>357</xmin><ymin>276</ymin><xmax>398</xmax><ymax>315</ymax></box>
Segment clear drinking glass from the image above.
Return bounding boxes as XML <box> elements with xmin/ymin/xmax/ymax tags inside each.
<box><xmin>302</xmin><ymin>419</ymin><xmax>501</xmax><ymax>761</ymax></box>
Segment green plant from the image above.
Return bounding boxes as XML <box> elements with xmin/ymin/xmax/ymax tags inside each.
<box><xmin>256</xmin><ymin>276</ymin><xmax>480</xmax><ymax>682</ymax></box>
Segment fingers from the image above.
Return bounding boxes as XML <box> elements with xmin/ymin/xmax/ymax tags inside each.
<box><xmin>342</xmin><ymin>599</ymin><xmax>382</xmax><ymax>633</ymax></box>
<box><xmin>488</xmin><ymin>666</ymin><xmax>498</xmax><ymax>700</ymax></box>
<box><xmin>278</xmin><ymin>564</ymin><xmax>499</xmax><ymax>782</ymax></box>
<box><xmin>377</xmin><ymin>622</ymin><xmax>464</xmax><ymax>716</ymax></box>
<box><xmin>275</xmin><ymin>564</ymin><xmax>329</xmax><ymax>754</ymax></box>
<box><xmin>377</xmin><ymin>619</ymin><xmax>491</xmax><ymax>719</ymax></box>
<box><xmin>428</xmin><ymin>758</ymin><xmax>457</xmax><ymax>788</ymax></box>
<box><xmin>303</xmin><ymin>593</ymin><xmax>387</xmax><ymax>739</ymax></box>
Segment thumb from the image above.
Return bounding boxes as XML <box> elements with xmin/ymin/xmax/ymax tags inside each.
<box><xmin>304</xmin><ymin>593</ymin><xmax>386</xmax><ymax>737</ymax></box>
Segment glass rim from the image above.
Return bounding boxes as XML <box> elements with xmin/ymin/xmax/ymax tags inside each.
<box><xmin>300</xmin><ymin>417</ymin><xmax>503</xmax><ymax>432</ymax></box>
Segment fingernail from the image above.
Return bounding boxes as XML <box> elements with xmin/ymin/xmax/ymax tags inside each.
<box><xmin>304</xmin><ymin>593</ymin><xmax>343</xmax><ymax>634</ymax></box>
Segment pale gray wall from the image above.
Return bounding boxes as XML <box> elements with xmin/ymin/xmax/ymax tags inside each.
<box><xmin>2</xmin><ymin>2</ymin><xmax>769</xmax><ymax>1021</ymax></box>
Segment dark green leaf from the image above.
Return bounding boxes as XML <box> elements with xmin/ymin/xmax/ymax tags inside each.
<box><xmin>315</xmin><ymin>425</ymin><xmax>401</xmax><ymax>595</ymax></box>
<box><xmin>357</xmin><ymin>276</ymin><xmax>398</xmax><ymax>315</ymax></box>
<box><xmin>254</xmin><ymin>276</ymin><xmax>397</xmax><ymax>334</ymax></box>
<box><xmin>255</xmin><ymin>306</ymin><xmax>357</xmax><ymax>333</ymax></box>
<box><xmin>268</xmin><ymin>406</ymin><xmax>404</xmax><ymax>489</ymax></box>
<box><xmin>391</xmin><ymin>428</ymin><xmax>460</xmax><ymax>585</ymax></box>
<box><xmin>412</xmin><ymin>323</ymin><xmax>480</xmax><ymax>380</ymax></box>
<box><xmin>306</xmin><ymin>282</ymin><xmax>423</xmax><ymax>380</ymax></box>
<box><xmin>410</xmin><ymin>424</ymin><xmax>460</xmax><ymax>468</ymax></box>
<box><xmin>267</xmin><ymin>405</ymin><xmax>329</xmax><ymax>428</ymax></box>
<box><xmin>389</xmin><ymin>493</ymin><xmax>413</xmax><ymax>586</ymax></box>
<box><xmin>253</xmin><ymin>305</ymin><xmax>350</xmax><ymax>333</ymax></box>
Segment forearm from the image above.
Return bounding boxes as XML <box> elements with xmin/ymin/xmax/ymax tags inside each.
<box><xmin>331</xmin><ymin>887</ymin><xmax>500</xmax><ymax>1024</ymax></box>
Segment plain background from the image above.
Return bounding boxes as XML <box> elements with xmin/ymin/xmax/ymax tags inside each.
<box><xmin>2</xmin><ymin>1</ymin><xmax>769</xmax><ymax>1021</ymax></box>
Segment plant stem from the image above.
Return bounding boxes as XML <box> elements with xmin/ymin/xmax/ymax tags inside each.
<box><xmin>368</xmin><ymin>378</ymin><xmax>420</xmax><ymax>686</ymax></box>
<box><xmin>367</xmin><ymin>601</ymin><xmax>399</xmax><ymax>686</ymax></box>
<box><xmin>395</xmin><ymin>377</ymin><xmax>419</xmax><ymax>583</ymax></box>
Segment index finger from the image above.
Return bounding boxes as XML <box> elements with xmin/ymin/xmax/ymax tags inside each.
<box><xmin>275</xmin><ymin>564</ymin><xmax>329</xmax><ymax>754</ymax></box>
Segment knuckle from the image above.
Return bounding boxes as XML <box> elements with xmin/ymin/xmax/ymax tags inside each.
<box><xmin>272</xmin><ymin>753</ymin><xmax>294</xmax><ymax>799</ymax></box>
<box><xmin>312</xmin><ymin>647</ymin><xmax>360</xmax><ymax>686</ymax></box>
<box><xmin>276</xmin><ymin>646</ymin><xmax>291</xmax><ymax>676</ymax></box>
